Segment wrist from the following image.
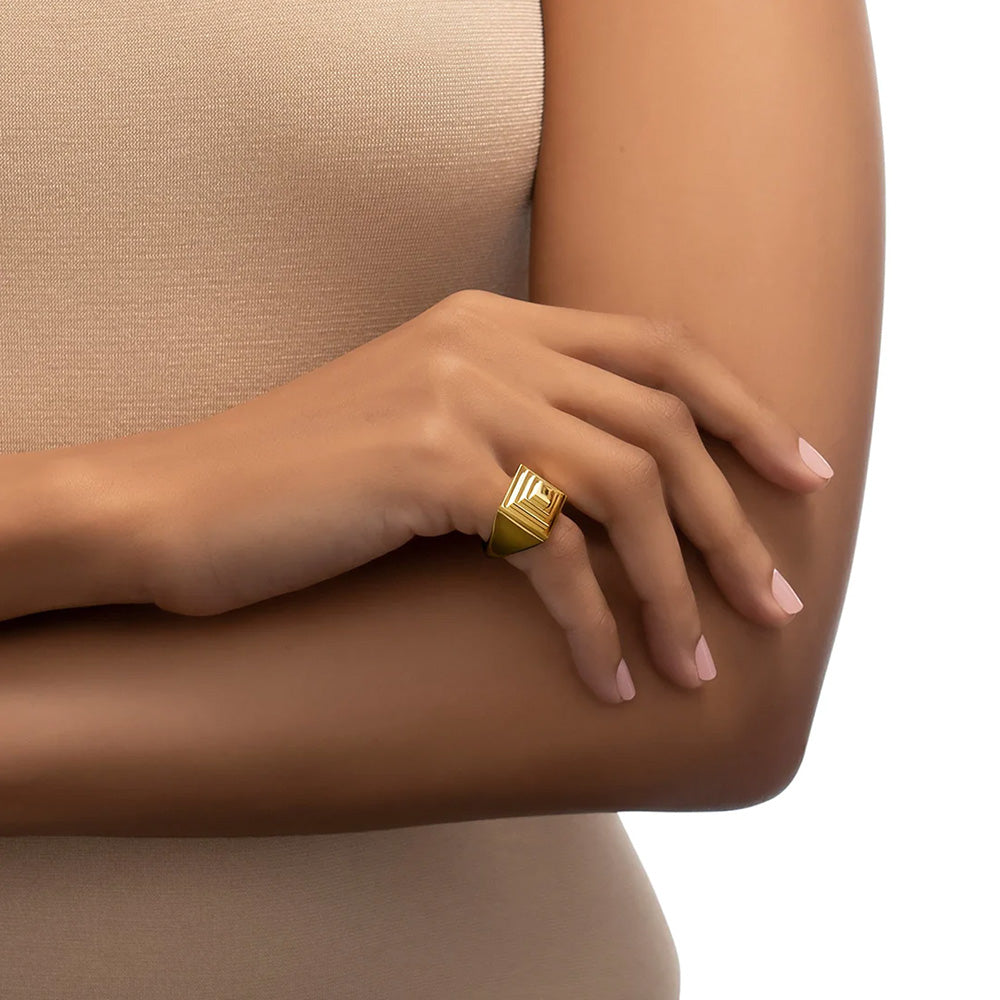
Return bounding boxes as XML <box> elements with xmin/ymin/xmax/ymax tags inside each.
<box><xmin>0</xmin><ymin>443</ymin><xmax>156</xmax><ymax>621</ymax></box>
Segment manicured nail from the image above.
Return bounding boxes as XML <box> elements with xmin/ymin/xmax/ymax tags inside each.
<box><xmin>694</xmin><ymin>634</ymin><xmax>716</xmax><ymax>682</ymax></box>
<box><xmin>616</xmin><ymin>658</ymin><xmax>636</xmax><ymax>701</ymax></box>
<box><xmin>772</xmin><ymin>568</ymin><xmax>804</xmax><ymax>615</ymax></box>
<box><xmin>798</xmin><ymin>436</ymin><xmax>834</xmax><ymax>479</ymax></box>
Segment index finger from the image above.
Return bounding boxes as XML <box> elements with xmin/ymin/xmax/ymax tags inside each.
<box><xmin>502</xmin><ymin>296</ymin><xmax>836</xmax><ymax>493</ymax></box>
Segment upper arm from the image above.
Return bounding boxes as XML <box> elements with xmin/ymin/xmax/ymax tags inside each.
<box><xmin>531</xmin><ymin>0</ymin><xmax>884</xmax><ymax>804</ymax></box>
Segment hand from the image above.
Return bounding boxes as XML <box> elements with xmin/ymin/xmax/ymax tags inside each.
<box><xmin>106</xmin><ymin>289</ymin><xmax>834</xmax><ymax>704</ymax></box>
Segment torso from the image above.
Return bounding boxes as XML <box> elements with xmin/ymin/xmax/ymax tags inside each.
<box><xmin>0</xmin><ymin>3</ymin><xmax>679</xmax><ymax>995</ymax></box>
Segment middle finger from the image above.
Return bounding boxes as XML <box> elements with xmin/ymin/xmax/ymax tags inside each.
<box><xmin>534</xmin><ymin>347</ymin><xmax>800</xmax><ymax>627</ymax></box>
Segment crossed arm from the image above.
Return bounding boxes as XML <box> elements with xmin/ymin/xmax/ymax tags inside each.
<box><xmin>0</xmin><ymin>0</ymin><xmax>883</xmax><ymax>835</ymax></box>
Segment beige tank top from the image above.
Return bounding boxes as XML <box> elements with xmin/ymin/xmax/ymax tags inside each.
<box><xmin>0</xmin><ymin>3</ymin><xmax>679</xmax><ymax>996</ymax></box>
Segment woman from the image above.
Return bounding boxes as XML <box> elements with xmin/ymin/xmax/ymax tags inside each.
<box><xmin>0</xmin><ymin>1</ymin><xmax>883</xmax><ymax>997</ymax></box>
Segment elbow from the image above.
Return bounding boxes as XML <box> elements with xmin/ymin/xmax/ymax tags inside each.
<box><xmin>713</xmin><ymin>689</ymin><xmax>817</xmax><ymax>812</ymax></box>
<box><xmin>641</xmin><ymin>665</ymin><xmax>820</xmax><ymax>814</ymax></box>
<box><xmin>721</xmin><ymin>723</ymin><xmax>810</xmax><ymax>811</ymax></box>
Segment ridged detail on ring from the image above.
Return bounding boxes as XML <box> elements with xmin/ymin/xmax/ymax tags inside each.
<box><xmin>484</xmin><ymin>463</ymin><xmax>568</xmax><ymax>558</ymax></box>
<box><xmin>501</xmin><ymin>464</ymin><xmax>567</xmax><ymax>536</ymax></box>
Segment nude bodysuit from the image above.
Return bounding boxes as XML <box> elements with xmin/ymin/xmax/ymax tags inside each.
<box><xmin>0</xmin><ymin>4</ymin><xmax>680</xmax><ymax>996</ymax></box>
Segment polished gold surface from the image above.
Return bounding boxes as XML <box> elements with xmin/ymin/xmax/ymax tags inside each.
<box><xmin>484</xmin><ymin>463</ymin><xmax>568</xmax><ymax>558</ymax></box>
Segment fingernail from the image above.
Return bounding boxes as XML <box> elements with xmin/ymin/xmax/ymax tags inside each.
<box><xmin>694</xmin><ymin>634</ymin><xmax>716</xmax><ymax>682</ymax></box>
<box><xmin>616</xmin><ymin>658</ymin><xmax>636</xmax><ymax>701</ymax></box>
<box><xmin>798</xmin><ymin>436</ymin><xmax>834</xmax><ymax>479</ymax></box>
<box><xmin>772</xmin><ymin>568</ymin><xmax>804</xmax><ymax>615</ymax></box>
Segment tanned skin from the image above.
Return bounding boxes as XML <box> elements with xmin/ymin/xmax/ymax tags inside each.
<box><xmin>0</xmin><ymin>0</ymin><xmax>883</xmax><ymax>836</ymax></box>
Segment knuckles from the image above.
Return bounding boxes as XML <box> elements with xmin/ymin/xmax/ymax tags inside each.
<box><xmin>434</xmin><ymin>288</ymin><xmax>502</xmax><ymax>338</ymax></box>
<box><xmin>409</xmin><ymin>408</ymin><xmax>463</xmax><ymax>468</ymax></box>
<box><xmin>614</xmin><ymin>444</ymin><xmax>662</xmax><ymax>494</ymax></box>
<box><xmin>407</xmin><ymin>293</ymin><xmax>508</xmax><ymax>476</ymax></box>
<box><xmin>642</xmin><ymin>314</ymin><xmax>696</xmax><ymax>352</ymax></box>
<box><xmin>422</xmin><ymin>345</ymin><xmax>480</xmax><ymax>393</ymax></box>
<box><xmin>420</xmin><ymin>296</ymin><xmax>492</xmax><ymax>391</ymax></box>
<box><xmin>656</xmin><ymin>391</ymin><xmax>697</xmax><ymax>432</ymax></box>
<box><xmin>441</xmin><ymin>287</ymin><xmax>502</xmax><ymax>317</ymax></box>
<box><xmin>419</xmin><ymin>346</ymin><xmax>493</xmax><ymax>430</ymax></box>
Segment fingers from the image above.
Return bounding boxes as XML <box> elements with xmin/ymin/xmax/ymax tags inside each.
<box><xmin>461</xmin><ymin>381</ymin><xmax>713</xmax><ymax>690</ymax></box>
<box><xmin>505</xmin><ymin>517</ymin><xmax>634</xmax><ymax>706</ymax></box>
<box><xmin>536</xmin><ymin>348</ymin><xmax>804</xmax><ymax>627</ymax></box>
<box><xmin>418</xmin><ymin>290</ymin><xmax>831</xmax><ymax>697</ymax></box>
<box><xmin>480</xmin><ymin>293</ymin><xmax>835</xmax><ymax>492</ymax></box>
<box><xmin>462</xmin><ymin>455</ymin><xmax>635</xmax><ymax>706</ymax></box>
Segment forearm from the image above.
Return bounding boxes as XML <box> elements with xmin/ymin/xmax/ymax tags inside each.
<box><xmin>0</xmin><ymin>520</ymin><xmax>776</xmax><ymax>837</ymax></box>
<box><xmin>0</xmin><ymin>447</ymin><xmax>151</xmax><ymax>622</ymax></box>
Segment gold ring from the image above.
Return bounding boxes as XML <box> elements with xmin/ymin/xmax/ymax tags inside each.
<box><xmin>483</xmin><ymin>463</ymin><xmax>568</xmax><ymax>558</ymax></box>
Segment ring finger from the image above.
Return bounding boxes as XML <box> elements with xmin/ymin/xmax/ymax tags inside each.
<box><xmin>462</xmin><ymin>373</ymin><xmax>714</xmax><ymax>690</ymax></box>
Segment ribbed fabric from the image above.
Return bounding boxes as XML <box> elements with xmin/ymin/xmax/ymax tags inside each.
<box><xmin>0</xmin><ymin>3</ymin><xmax>680</xmax><ymax>996</ymax></box>
<box><xmin>1</xmin><ymin>0</ymin><xmax>540</xmax><ymax>451</ymax></box>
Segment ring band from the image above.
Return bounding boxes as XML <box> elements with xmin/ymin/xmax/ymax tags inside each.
<box><xmin>483</xmin><ymin>463</ymin><xmax>568</xmax><ymax>558</ymax></box>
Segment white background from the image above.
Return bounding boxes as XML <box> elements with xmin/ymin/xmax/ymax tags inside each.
<box><xmin>624</xmin><ymin>2</ymin><xmax>999</xmax><ymax>996</ymax></box>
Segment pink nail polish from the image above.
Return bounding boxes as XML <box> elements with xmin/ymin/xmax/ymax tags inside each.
<box><xmin>616</xmin><ymin>658</ymin><xmax>636</xmax><ymax>701</ymax></box>
<box><xmin>798</xmin><ymin>436</ymin><xmax>834</xmax><ymax>479</ymax></box>
<box><xmin>694</xmin><ymin>634</ymin><xmax>716</xmax><ymax>682</ymax></box>
<box><xmin>772</xmin><ymin>568</ymin><xmax>804</xmax><ymax>615</ymax></box>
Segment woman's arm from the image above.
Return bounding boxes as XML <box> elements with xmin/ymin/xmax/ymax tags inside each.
<box><xmin>531</xmin><ymin>0</ymin><xmax>884</xmax><ymax>792</ymax></box>
<box><xmin>0</xmin><ymin>0</ymin><xmax>883</xmax><ymax>836</ymax></box>
<box><xmin>0</xmin><ymin>521</ymin><xmax>781</xmax><ymax>837</ymax></box>
<box><xmin>0</xmin><ymin>448</ymin><xmax>152</xmax><ymax>622</ymax></box>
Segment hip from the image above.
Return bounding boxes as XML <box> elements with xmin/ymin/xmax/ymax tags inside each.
<box><xmin>0</xmin><ymin>812</ymin><xmax>679</xmax><ymax>999</ymax></box>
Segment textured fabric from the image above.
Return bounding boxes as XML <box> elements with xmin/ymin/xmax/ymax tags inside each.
<box><xmin>1</xmin><ymin>815</ymin><xmax>680</xmax><ymax>999</ymax></box>
<box><xmin>0</xmin><ymin>3</ymin><xmax>680</xmax><ymax>996</ymax></box>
